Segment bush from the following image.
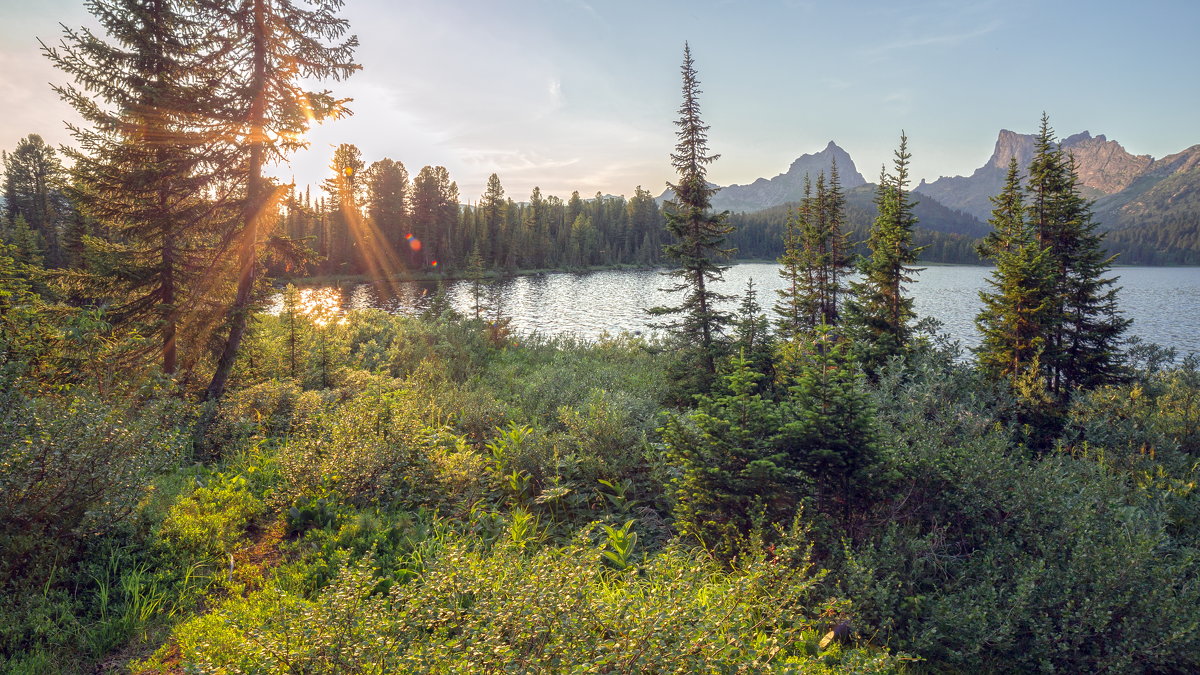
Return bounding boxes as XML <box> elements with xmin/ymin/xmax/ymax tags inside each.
<box><xmin>838</xmin><ymin>349</ymin><xmax>1200</xmax><ymax>672</ymax></box>
<box><xmin>0</xmin><ymin>390</ymin><xmax>186</xmax><ymax>584</ymax></box>
<box><xmin>159</xmin><ymin>473</ymin><xmax>264</xmax><ymax>560</ymax></box>
<box><xmin>157</xmin><ymin>527</ymin><xmax>901</xmax><ymax>673</ymax></box>
<box><xmin>276</xmin><ymin>386</ymin><xmax>438</xmax><ymax>506</ymax></box>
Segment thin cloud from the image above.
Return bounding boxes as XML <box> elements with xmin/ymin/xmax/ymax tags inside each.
<box><xmin>865</xmin><ymin>20</ymin><xmax>1002</xmax><ymax>58</ymax></box>
<box><xmin>457</xmin><ymin>148</ymin><xmax>580</xmax><ymax>174</ymax></box>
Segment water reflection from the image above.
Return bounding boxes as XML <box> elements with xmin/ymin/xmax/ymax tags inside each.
<box><xmin>271</xmin><ymin>264</ymin><xmax>1200</xmax><ymax>356</ymax></box>
<box><xmin>292</xmin><ymin>287</ymin><xmax>346</xmax><ymax>327</ymax></box>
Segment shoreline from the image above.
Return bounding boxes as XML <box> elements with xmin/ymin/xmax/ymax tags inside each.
<box><xmin>275</xmin><ymin>259</ymin><xmax>1199</xmax><ymax>287</ymax></box>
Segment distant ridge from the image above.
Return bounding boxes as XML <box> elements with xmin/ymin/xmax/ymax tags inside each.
<box><xmin>653</xmin><ymin>129</ymin><xmax>1199</xmax><ymax>264</ymax></box>
<box><xmin>658</xmin><ymin>141</ymin><xmax>867</xmax><ymax>213</ymax></box>
<box><xmin>914</xmin><ymin>130</ymin><xmax>1153</xmax><ymax>221</ymax></box>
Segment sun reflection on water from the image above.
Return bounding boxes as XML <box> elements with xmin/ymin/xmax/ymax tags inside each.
<box><xmin>296</xmin><ymin>287</ymin><xmax>346</xmax><ymax>327</ymax></box>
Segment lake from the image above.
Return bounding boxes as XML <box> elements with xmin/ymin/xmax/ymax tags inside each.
<box><xmin>281</xmin><ymin>264</ymin><xmax>1200</xmax><ymax>357</ymax></box>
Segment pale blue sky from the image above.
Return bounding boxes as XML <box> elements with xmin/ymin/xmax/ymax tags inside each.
<box><xmin>3</xmin><ymin>0</ymin><xmax>1198</xmax><ymax>201</ymax></box>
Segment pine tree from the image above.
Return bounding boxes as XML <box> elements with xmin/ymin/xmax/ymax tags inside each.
<box><xmin>365</xmin><ymin>158</ymin><xmax>410</xmax><ymax>267</ymax></box>
<box><xmin>411</xmin><ymin>166</ymin><xmax>458</xmax><ymax>267</ymax></box>
<box><xmin>523</xmin><ymin>186</ymin><xmax>548</xmax><ymax>268</ymax></box>
<box><xmin>627</xmin><ymin>186</ymin><xmax>662</xmax><ymax>264</ymax></box>
<box><xmin>43</xmin><ymin>0</ymin><xmax>238</xmax><ymax>374</ymax></box>
<box><xmin>846</xmin><ymin>133</ymin><xmax>923</xmax><ymax>373</ymax></box>
<box><xmin>204</xmin><ymin>0</ymin><xmax>359</xmax><ymax>404</ymax></box>
<box><xmin>480</xmin><ymin>173</ymin><xmax>507</xmax><ymax>267</ymax></box>
<box><xmin>649</xmin><ymin>43</ymin><xmax>735</xmax><ymax>380</ymax></box>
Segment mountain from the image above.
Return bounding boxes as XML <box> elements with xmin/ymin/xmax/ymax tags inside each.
<box><xmin>1093</xmin><ymin>145</ymin><xmax>1200</xmax><ymax>263</ymax></box>
<box><xmin>662</xmin><ymin>130</ymin><xmax>1198</xmax><ymax>265</ymax></box>
<box><xmin>1094</xmin><ymin>145</ymin><xmax>1200</xmax><ymax>224</ymax></box>
<box><xmin>915</xmin><ymin>130</ymin><xmax>1153</xmax><ymax>221</ymax></box>
<box><xmin>657</xmin><ymin>141</ymin><xmax>868</xmax><ymax>213</ymax></box>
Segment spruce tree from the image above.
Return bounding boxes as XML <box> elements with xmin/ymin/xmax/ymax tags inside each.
<box><xmin>733</xmin><ymin>278</ymin><xmax>774</xmax><ymax>380</ymax></box>
<box><xmin>822</xmin><ymin>158</ymin><xmax>851</xmax><ymax>325</ymax></box>
<box><xmin>465</xmin><ymin>244</ymin><xmax>487</xmax><ymax>320</ymax></box>
<box><xmin>846</xmin><ymin>133</ymin><xmax>923</xmax><ymax>373</ymax></box>
<box><xmin>203</xmin><ymin>0</ymin><xmax>359</xmax><ymax>404</ymax></box>
<box><xmin>663</xmin><ymin>351</ymin><xmax>793</xmax><ymax>558</ymax></box>
<box><xmin>975</xmin><ymin>158</ymin><xmax>1054</xmax><ymax>383</ymax></box>
<box><xmin>5</xmin><ymin>215</ymin><xmax>44</xmax><ymax>266</ymax></box>
<box><xmin>779</xmin><ymin>325</ymin><xmax>883</xmax><ymax>526</ymax></box>
<box><xmin>774</xmin><ymin>176</ymin><xmax>815</xmax><ymax>339</ymax></box>
<box><xmin>649</xmin><ymin>43</ymin><xmax>735</xmax><ymax>380</ymax></box>
<box><xmin>1023</xmin><ymin>115</ymin><xmax>1129</xmax><ymax>395</ymax></box>
<box><xmin>666</xmin><ymin>325</ymin><xmax>884</xmax><ymax>555</ymax></box>
<box><xmin>44</xmin><ymin>0</ymin><xmax>237</xmax><ymax>374</ymax></box>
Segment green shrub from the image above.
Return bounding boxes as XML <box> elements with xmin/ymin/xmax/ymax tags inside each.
<box><xmin>0</xmin><ymin>390</ymin><xmax>185</xmax><ymax>583</ymax></box>
<box><xmin>839</xmin><ymin>349</ymin><xmax>1200</xmax><ymax>672</ymax></box>
<box><xmin>276</xmin><ymin>387</ymin><xmax>437</xmax><ymax>506</ymax></box>
<box><xmin>159</xmin><ymin>529</ymin><xmax>901</xmax><ymax>673</ymax></box>
<box><xmin>214</xmin><ymin>378</ymin><xmax>324</xmax><ymax>443</ymax></box>
<box><xmin>159</xmin><ymin>473</ymin><xmax>264</xmax><ymax>559</ymax></box>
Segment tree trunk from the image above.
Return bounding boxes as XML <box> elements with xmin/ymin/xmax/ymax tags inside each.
<box><xmin>203</xmin><ymin>0</ymin><xmax>267</xmax><ymax>405</ymax></box>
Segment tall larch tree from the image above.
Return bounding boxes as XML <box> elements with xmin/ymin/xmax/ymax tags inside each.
<box><xmin>649</xmin><ymin>42</ymin><xmax>735</xmax><ymax>380</ymax></box>
<box><xmin>203</xmin><ymin>0</ymin><xmax>359</xmax><ymax>405</ymax></box>
<box><xmin>321</xmin><ymin>143</ymin><xmax>364</xmax><ymax>274</ymax></box>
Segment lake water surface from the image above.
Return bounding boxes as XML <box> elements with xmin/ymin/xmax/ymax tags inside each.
<box><xmin>287</xmin><ymin>264</ymin><xmax>1200</xmax><ymax>357</ymax></box>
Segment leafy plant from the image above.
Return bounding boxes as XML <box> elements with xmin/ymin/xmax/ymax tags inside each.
<box><xmin>600</xmin><ymin>519</ymin><xmax>638</xmax><ymax>571</ymax></box>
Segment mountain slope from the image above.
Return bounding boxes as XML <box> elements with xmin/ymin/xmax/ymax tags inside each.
<box><xmin>726</xmin><ymin>183</ymin><xmax>986</xmax><ymax>264</ymax></box>
<box><xmin>658</xmin><ymin>141</ymin><xmax>867</xmax><ymax>213</ymax></box>
<box><xmin>915</xmin><ymin>130</ymin><xmax>1152</xmax><ymax>221</ymax></box>
<box><xmin>1093</xmin><ymin>145</ymin><xmax>1200</xmax><ymax>263</ymax></box>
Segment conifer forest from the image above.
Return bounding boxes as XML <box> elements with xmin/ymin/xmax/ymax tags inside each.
<box><xmin>4</xmin><ymin>1</ymin><xmax>1200</xmax><ymax>673</ymax></box>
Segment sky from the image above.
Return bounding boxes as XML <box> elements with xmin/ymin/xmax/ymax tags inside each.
<box><xmin>3</xmin><ymin>0</ymin><xmax>1199</xmax><ymax>201</ymax></box>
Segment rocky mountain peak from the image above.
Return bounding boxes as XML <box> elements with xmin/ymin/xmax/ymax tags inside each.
<box><xmin>988</xmin><ymin>129</ymin><xmax>1037</xmax><ymax>170</ymax></box>
<box><xmin>919</xmin><ymin>128</ymin><xmax>1154</xmax><ymax>219</ymax></box>
<box><xmin>659</xmin><ymin>141</ymin><xmax>868</xmax><ymax>212</ymax></box>
<box><xmin>1061</xmin><ymin>132</ymin><xmax>1152</xmax><ymax>195</ymax></box>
